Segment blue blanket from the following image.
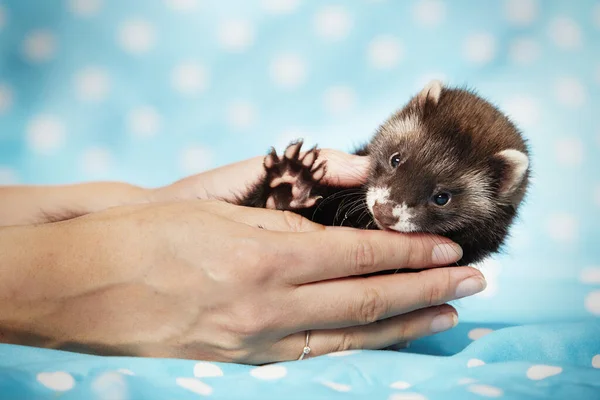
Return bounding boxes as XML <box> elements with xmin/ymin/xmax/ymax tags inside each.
<box><xmin>1</xmin><ymin>0</ymin><xmax>599</xmax><ymax>399</ymax></box>
<box><xmin>1</xmin><ymin>321</ymin><xmax>599</xmax><ymax>399</ymax></box>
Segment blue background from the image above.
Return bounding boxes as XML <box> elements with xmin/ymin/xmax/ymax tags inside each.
<box><xmin>0</xmin><ymin>1</ymin><xmax>599</xmax><ymax>399</ymax></box>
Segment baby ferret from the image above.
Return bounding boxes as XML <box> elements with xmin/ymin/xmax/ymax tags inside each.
<box><xmin>236</xmin><ymin>80</ymin><xmax>531</xmax><ymax>266</ymax></box>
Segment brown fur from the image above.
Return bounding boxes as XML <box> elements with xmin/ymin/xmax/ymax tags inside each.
<box><xmin>239</xmin><ymin>81</ymin><xmax>532</xmax><ymax>266</ymax></box>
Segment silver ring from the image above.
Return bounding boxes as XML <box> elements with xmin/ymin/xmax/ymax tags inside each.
<box><xmin>297</xmin><ymin>330</ymin><xmax>311</xmax><ymax>360</ymax></box>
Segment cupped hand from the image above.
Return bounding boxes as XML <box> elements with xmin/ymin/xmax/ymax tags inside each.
<box><xmin>37</xmin><ymin>200</ymin><xmax>485</xmax><ymax>364</ymax></box>
<box><xmin>151</xmin><ymin>148</ymin><xmax>370</xmax><ymax>203</ymax></box>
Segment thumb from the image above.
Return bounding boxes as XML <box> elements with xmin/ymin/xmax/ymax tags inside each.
<box><xmin>316</xmin><ymin>149</ymin><xmax>370</xmax><ymax>187</ymax></box>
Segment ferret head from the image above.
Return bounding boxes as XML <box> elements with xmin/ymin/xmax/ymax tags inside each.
<box><xmin>365</xmin><ymin>80</ymin><xmax>530</xmax><ymax>264</ymax></box>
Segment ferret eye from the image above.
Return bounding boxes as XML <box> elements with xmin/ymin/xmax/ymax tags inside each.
<box><xmin>389</xmin><ymin>153</ymin><xmax>401</xmax><ymax>168</ymax></box>
<box><xmin>432</xmin><ymin>192</ymin><xmax>451</xmax><ymax>206</ymax></box>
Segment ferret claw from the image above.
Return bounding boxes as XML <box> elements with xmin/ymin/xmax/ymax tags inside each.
<box><xmin>262</xmin><ymin>140</ymin><xmax>326</xmax><ymax>210</ymax></box>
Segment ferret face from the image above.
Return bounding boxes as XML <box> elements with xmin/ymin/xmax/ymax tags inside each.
<box><xmin>364</xmin><ymin>80</ymin><xmax>530</xmax><ymax>238</ymax></box>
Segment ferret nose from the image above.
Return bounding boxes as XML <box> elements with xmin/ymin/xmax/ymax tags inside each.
<box><xmin>372</xmin><ymin>202</ymin><xmax>398</xmax><ymax>227</ymax></box>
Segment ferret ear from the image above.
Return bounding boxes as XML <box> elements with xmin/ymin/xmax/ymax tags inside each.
<box><xmin>493</xmin><ymin>149</ymin><xmax>529</xmax><ymax>199</ymax></box>
<box><xmin>417</xmin><ymin>79</ymin><xmax>443</xmax><ymax>109</ymax></box>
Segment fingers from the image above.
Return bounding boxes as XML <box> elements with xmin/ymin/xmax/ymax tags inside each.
<box><xmin>269</xmin><ymin>304</ymin><xmax>458</xmax><ymax>363</ymax></box>
<box><xmin>197</xmin><ymin>200</ymin><xmax>325</xmax><ymax>233</ymax></box>
<box><xmin>284</xmin><ymin>266</ymin><xmax>485</xmax><ymax>331</ymax></box>
<box><xmin>314</xmin><ymin>149</ymin><xmax>370</xmax><ymax>187</ymax></box>
<box><xmin>279</xmin><ymin>228</ymin><xmax>463</xmax><ymax>284</ymax></box>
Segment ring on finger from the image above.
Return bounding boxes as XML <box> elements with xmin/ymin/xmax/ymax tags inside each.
<box><xmin>298</xmin><ymin>330</ymin><xmax>311</xmax><ymax>360</ymax></box>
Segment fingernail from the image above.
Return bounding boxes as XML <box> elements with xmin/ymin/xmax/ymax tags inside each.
<box><xmin>430</xmin><ymin>312</ymin><xmax>458</xmax><ymax>333</ymax></box>
<box><xmin>431</xmin><ymin>243</ymin><xmax>463</xmax><ymax>264</ymax></box>
<box><xmin>455</xmin><ymin>276</ymin><xmax>487</xmax><ymax>299</ymax></box>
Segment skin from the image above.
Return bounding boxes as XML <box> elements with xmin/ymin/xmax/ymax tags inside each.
<box><xmin>0</xmin><ymin>150</ymin><xmax>486</xmax><ymax>364</ymax></box>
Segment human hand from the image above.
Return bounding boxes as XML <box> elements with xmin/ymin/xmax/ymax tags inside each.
<box><xmin>151</xmin><ymin>148</ymin><xmax>370</xmax><ymax>204</ymax></box>
<box><xmin>7</xmin><ymin>200</ymin><xmax>485</xmax><ymax>364</ymax></box>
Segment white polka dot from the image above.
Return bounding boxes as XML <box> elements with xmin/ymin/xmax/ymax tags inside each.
<box><xmin>118</xmin><ymin>19</ymin><xmax>155</xmax><ymax>54</ymax></box>
<box><xmin>367</xmin><ymin>35</ymin><xmax>403</xmax><ymax>69</ymax></box>
<box><xmin>176</xmin><ymin>377</ymin><xmax>213</xmax><ymax>396</ymax></box>
<box><xmin>313</xmin><ymin>6</ymin><xmax>352</xmax><ymax>41</ymax></box>
<box><xmin>323</xmin><ymin>85</ymin><xmax>357</xmax><ymax>115</ymax></box>
<box><xmin>0</xmin><ymin>5</ymin><xmax>6</xmax><ymax>29</ymax></box>
<box><xmin>67</xmin><ymin>0</ymin><xmax>102</xmax><ymax>16</ymax></box>
<box><xmin>261</xmin><ymin>0</ymin><xmax>299</xmax><ymax>14</ymax></box>
<box><xmin>504</xmin><ymin>0</ymin><xmax>538</xmax><ymax>25</ymax></box>
<box><xmin>127</xmin><ymin>106</ymin><xmax>162</xmax><ymax>138</ymax></box>
<box><xmin>554</xmin><ymin>137</ymin><xmax>583</xmax><ymax>166</ymax></box>
<box><xmin>468</xmin><ymin>328</ymin><xmax>494</xmax><ymax>340</ymax></box>
<box><xmin>592</xmin><ymin>354</ymin><xmax>600</xmax><ymax>368</ymax></box>
<box><xmin>526</xmin><ymin>365</ymin><xmax>563</xmax><ymax>380</ymax></box>
<box><xmin>226</xmin><ymin>101</ymin><xmax>257</xmax><ymax>129</ymax></box>
<box><xmin>458</xmin><ymin>378</ymin><xmax>477</xmax><ymax>385</ymax></box>
<box><xmin>413</xmin><ymin>0</ymin><xmax>446</xmax><ymax>27</ymax></box>
<box><xmin>80</xmin><ymin>147</ymin><xmax>112</xmax><ymax>175</ymax></box>
<box><xmin>37</xmin><ymin>372</ymin><xmax>75</xmax><ymax>391</ymax></box>
<box><xmin>171</xmin><ymin>62</ymin><xmax>209</xmax><ymax>95</ymax></box>
<box><xmin>467</xmin><ymin>358</ymin><xmax>485</xmax><ymax>368</ymax></box>
<box><xmin>275</xmin><ymin>128</ymin><xmax>315</xmax><ymax>153</ymax></box>
<box><xmin>91</xmin><ymin>372</ymin><xmax>126</xmax><ymax>400</ymax></box>
<box><xmin>165</xmin><ymin>0</ymin><xmax>200</xmax><ymax>11</ymax></box>
<box><xmin>249</xmin><ymin>365</ymin><xmax>287</xmax><ymax>380</ymax></box>
<box><xmin>217</xmin><ymin>19</ymin><xmax>255</xmax><ymax>52</ymax></box>
<box><xmin>509</xmin><ymin>38</ymin><xmax>541</xmax><ymax>65</ymax></box>
<box><xmin>117</xmin><ymin>369</ymin><xmax>135</xmax><ymax>375</ymax></box>
<box><xmin>546</xmin><ymin>213</ymin><xmax>578</xmax><ymax>243</ymax></box>
<box><xmin>388</xmin><ymin>393</ymin><xmax>427</xmax><ymax>400</ymax></box>
<box><xmin>463</xmin><ymin>33</ymin><xmax>496</xmax><ymax>64</ymax></box>
<box><xmin>554</xmin><ymin>77</ymin><xmax>586</xmax><ymax>107</ymax></box>
<box><xmin>321</xmin><ymin>380</ymin><xmax>351</xmax><ymax>392</ymax></box>
<box><xmin>0</xmin><ymin>167</ymin><xmax>18</xmax><ymax>184</ymax></box>
<box><xmin>580</xmin><ymin>267</ymin><xmax>600</xmax><ymax>284</ymax></box>
<box><xmin>468</xmin><ymin>384</ymin><xmax>503</xmax><ymax>397</ymax></box>
<box><xmin>502</xmin><ymin>96</ymin><xmax>541</xmax><ymax>129</ymax></box>
<box><xmin>22</xmin><ymin>30</ymin><xmax>57</xmax><ymax>62</ymax></box>
<box><xmin>548</xmin><ymin>17</ymin><xmax>582</xmax><ymax>50</ymax></box>
<box><xmin>326</xmin><ymin>349</ymin><xmax>361</xmax><ymax>357</ymax></box>
<box><xmin>26</xmin><ymin>115</ymin><xmax>66</xmax><ymax>154</ymax></box>
<box><xmin>594</xmin><ymin>185</ymin><xmax>600</xmax><ymax>207</ymax></box>
<box><xmin>74</xmin><ymin>67</ymin><xmax>111</xmax><ymax>102</ymax></box>
<box><xmin>585</xmin><ymin>290</ymin><xmax>600</xmax><ymax>315</ymax></box>
<box><xmin>0</xmin><ymin>83</ymin><xmax>13</xmax><ymax>113</ymax></box>
<box><xmin>193</xmin><ymin>362</ymin><xmax>224</xmax><ymax>378</ymax></box>
<box><xmin>179</xmin><ymin>146</ymin><xmax>214</xmax><ymax>173</ymax></box>
<box><xmin>270</xmin><ymin>54</ymin><xmax>307</xmax><ymax>89</ymax></box>
<box><xmin>390</xmin><ymin>381</ymin><xmax>412</xmax><ymax>390</ymax></box>
<box><xmin>474</xmin><ymin>259</ymin><xmax>501</xmax><ymax>298</ymax></box>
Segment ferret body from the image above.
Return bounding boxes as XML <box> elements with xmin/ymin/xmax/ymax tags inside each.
<box><xmin>238</xmin><ymin>80</ymin><xmax>531</xmax><ymax>266</ymax></box>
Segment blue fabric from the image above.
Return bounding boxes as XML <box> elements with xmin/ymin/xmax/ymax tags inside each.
<box><xmin>1</xmin><ymin>0</ymin><xmax>599</xmax><ymax>399</ymax></box>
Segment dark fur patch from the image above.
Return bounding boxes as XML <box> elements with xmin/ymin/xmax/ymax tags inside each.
<box><xmin>225</xmin><ymin>83</ymin><xmax>530</xmax><ymax>267</ymax></box>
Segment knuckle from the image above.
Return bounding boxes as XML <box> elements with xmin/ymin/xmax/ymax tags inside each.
<box><xmin>282</xmin><ymin>211</ymin><xmax>309</xmax><ymax>232</ymax></box>
<box><xmin>235</xmin><ymin>238</ymin><xmax>275</xmax><ymax>280</ymax></box>
<box><xmin>354</xmin><ymin>286</ymin><xmax>387</xmax><ymax>325</ymax></box>
<box><xmin>228</xmin><ymin>306</ymin><xmax>271</xmax><ymax>337</ymax></box>
<box><xmin>422</xmin><ymin>269</ymin><xmax>451</xmax><ymax>306</ymax></box>
<box><xmin>335</xmin><ymin>331</ymin><xmax>357</xmax><ymax>353</ymax></box>
<box><xmin>350</xmin><ymin>241</ymin><xmax>378</xmax><ymax>274</ymax></box>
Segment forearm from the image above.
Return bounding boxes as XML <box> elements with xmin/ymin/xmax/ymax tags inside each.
<box><xmin>0</xmin><ymin>219</ymin><xmax>154</xmax><ymax>351</ymax></box>
<box><xmin>0</xmin><ymin>182</ymin><xmax>149</xmax><ymax>226</ymax></box>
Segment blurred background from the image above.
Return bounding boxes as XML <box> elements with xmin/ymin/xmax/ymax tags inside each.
<box><xmin>0</xmin><ymin>0</ymin><xmax>598</xmax><ymax>325</ymax></box>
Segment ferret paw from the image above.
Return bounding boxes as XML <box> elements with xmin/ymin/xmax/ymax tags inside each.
<box><xmin>263</xmin><ymin>140</ymin><xmax>327</xmax><ymax>210</ymax></box>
